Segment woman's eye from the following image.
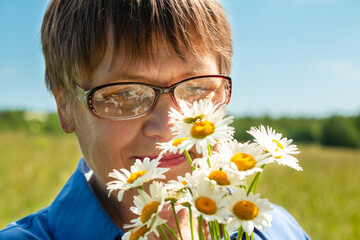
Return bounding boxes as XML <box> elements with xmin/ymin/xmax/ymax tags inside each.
<box><xmin>188</xmin><ymin>86</ymin><xmax>207</xmax><ymax>91</ymax></box>
<box><xmin>115</xmin><ymin>89</ymin><xmax>137</xmax><ymax>98</ymax></box>
<box><xmin>187</xmin><ymin>86</ymin><xmax>215</xmax><ymax>95</ymax></box>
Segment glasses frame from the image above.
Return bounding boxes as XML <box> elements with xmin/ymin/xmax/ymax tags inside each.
<box><xmin>77</xmin><ymin>74</ymin><xmax>232</xmax><ymax>120</ymax></box>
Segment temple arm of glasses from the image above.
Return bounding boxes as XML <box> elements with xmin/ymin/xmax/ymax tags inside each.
<box><xmin>76</xmin><ymin>85</ymin><xmax>88</xmax><ymax>107</ymax></box>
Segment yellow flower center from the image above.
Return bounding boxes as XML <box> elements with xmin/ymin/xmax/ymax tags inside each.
<box><xmin>195</xmin><ymin>197</ymin><xmax>217</xmax><ymax>215</ymax></box>
<box><xmin>230</xmin><ymin>153</ymin><xmax>256</xmax><ymax>171</ymax></box>
<box><xmin>208</xmin><ymin>170</ymin><xmax>230</xmax><ymax>186</ymax></box>
<box><xmin>273</xmin><ymin>139</ymin><xmax>283</xmax><ymax>159</ymax></box>
<box><xmin>140</xmin><ymin>201</ymin><xmax>161</xmax><ymax>223</ymax></box>
<box><xmin>172</xmin><ymin>137</ymin><xmax>188</xmax><ymax>146</ymax></box>
<box><xmin>129</xmin><ymin>225</ymin><xmax>150</xmax><ymax>240</ymax></box>
<box><xmin>272</xmin><ymin>139</ymin><xmax>283</xmax><ymax>150</ymax></box>
<box><xmin>190</xmin><ymin>121</ymin><xmax>215</xmax><ymax>139</ymax></box>
<box><xmin>233</xmin><ymin>200</ymin><xmax>258</xmax><ymax>220</ymax></box>
<box><xmin>181</xmin><ymin>180</ymin><xmax>187</xmax><ymax>185</ymax></box>
<box><xmin>126</xmin><ymin>170</ymin><xmax>147</xmax><ymax>184</ymax></box>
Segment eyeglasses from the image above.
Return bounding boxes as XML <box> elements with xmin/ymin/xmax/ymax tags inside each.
<box><xmin>77</xmin><ymin>75</ymin><xmax>232</xmax><ymax>120</ymax></box>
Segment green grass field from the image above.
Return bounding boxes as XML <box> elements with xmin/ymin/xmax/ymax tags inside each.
<box><xmin>1</xmin><ymin>131</ymin><xmax>359</xmax><ymax>239</ymax></box>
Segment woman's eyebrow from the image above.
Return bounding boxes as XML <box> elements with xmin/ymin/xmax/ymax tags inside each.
<box><xmin>113</xmin><ymin>68</ymin><xmax>209</xmax><ymax>84</ymax></box>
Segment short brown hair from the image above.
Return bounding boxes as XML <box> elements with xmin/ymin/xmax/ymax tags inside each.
<box><xmin>41</xmin><ymin>0</ymin><xmax>232</xmax><ymax>103</ymax></box>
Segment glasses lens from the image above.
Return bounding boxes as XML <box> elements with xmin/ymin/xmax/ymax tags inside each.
<box><xmin>174</xmin><ymin>76</ymin><xmax>230</xmax><ymax>106</ymax></box>
<box><xmin>91</xmin><ymin>84</ymin><xmax>156</xmax><ymax>118</ymax></box>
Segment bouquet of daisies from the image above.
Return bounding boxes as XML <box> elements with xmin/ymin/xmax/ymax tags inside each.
<box><xmin>107</xmin><ymin>99</ymin><xmax>302</xmax><ymax>240</ymax></box>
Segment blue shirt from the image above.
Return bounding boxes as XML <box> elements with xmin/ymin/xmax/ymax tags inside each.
<box><xmin>1</xmin><ymin>159</ymin><xmax>310</xmax><ymax>239</ymax></box>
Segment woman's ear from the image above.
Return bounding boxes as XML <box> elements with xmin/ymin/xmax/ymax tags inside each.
<box><xmin>52</xmin><ymin>89</ymin><xmax>75</xmax><ymax>134</ymax></box>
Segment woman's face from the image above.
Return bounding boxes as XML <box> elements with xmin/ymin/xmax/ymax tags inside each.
<box><xmin>73</xmin><ymin>44</ymin><xmax>219</xmax><ymax>190</ymax></box>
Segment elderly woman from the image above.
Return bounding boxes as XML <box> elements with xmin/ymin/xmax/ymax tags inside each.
<box><xmin>0</xmin><ymin>0</ymin><xmax>310</xmax><ymax>239</ymax></box>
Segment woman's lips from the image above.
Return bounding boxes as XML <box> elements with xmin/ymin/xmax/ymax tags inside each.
<box><xmin>158</xmin><ymin>153</ymin><xmax>187</xmax><ymax>167</ymax></box>
<box><xmin>135</xmin><ymin>153</ymin><xmax>187</xmax><ymax>168</ymax></box>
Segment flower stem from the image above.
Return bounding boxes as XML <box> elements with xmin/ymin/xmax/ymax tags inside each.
<box><xmin>222</xmin><ymin>224</ymin><xmax>230</xmax><ymax>240</ymax></box>
<box><xmin>197</xmin><ymin>215</ymin><xmax>205</xmax><ymax>240</ymax></box>
<box><xmin>236</xmin><ymin>226</ymin><xmax>244</xmax><ymax>240</ymax></box>
<box><xmin>207</xmin><ymin>143</ymin><xmax>213</xmax><ymax>167</ymax></box>
<box><xmin>170</xmin><ymin>201</ymin><xmax>184</xmax><ymax>240</ymax></box>
<box><xmin>247</xmin><ymin>165</ymin><xmax>265</xmax><ymax>194</ymax></box>
<box><xmin>208</xmin><ymin>143</ymin><xmax>213</xmax><ymax>156</ymax></box>
<box><xmin>157</xmin><ymin>225</ymin><xmax>170</xmax><ymax>240</ymax></box>
<box><xmin>161</xmin><ymin>224</ymin><xmax>180</xmax><ymax>240</ymax></box>
<box><xmin>209</xmin><ymin>221</ymin><xmax>216</xmax><ymax>240</ymax></box>
<box><xmin>212</xmin><ymin>221</ymin><xmax>221</xmax><ymax>240</ymax></box>
<box><xmin>188</xmin><ymin>206</ymin><xmax>195</xmax><ymax>240</ymax></box>
<box><xmin>184</xmin><ymin>150</ymin><xmax>195</xmax><ymax>170</ymax></box>
<box><xmin>247</xmin><ymin>172</ymin><xmax>260</xmax><ymax>194</ymax></box>
<box><xmin>243</xmin><ymin>179</ymin><xmax>248</xmax><ymax>192</ymax></box>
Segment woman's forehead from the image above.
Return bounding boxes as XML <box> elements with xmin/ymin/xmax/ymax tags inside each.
<box><xmin>89</xmin><ymin>37</ymin><xmax>218</xmax><ymax>88</ymax></box>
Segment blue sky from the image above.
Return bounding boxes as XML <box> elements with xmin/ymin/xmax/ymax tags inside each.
<box><xmin>0</xmin><ymin>0</ymin><xmax>359</xmax><ymax>117</ymax></box>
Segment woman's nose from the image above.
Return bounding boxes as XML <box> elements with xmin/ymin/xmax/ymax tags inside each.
<box><xmin>142</xmin><ymin>94</ymin><xmax>176</xmax><ymax>141</ymax></box>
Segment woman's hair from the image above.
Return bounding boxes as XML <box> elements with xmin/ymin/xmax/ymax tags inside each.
<box><xmin>41</xmin><ymin>0</ymin><xmax>232</xmax><ymax>103</ymax></box>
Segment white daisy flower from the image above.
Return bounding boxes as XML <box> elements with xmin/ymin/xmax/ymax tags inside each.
<box><xmin>190</xmin><ymin>156</ymin><xmax>209</xmax><ymax>169</ymax></box>
<box><xmin>180</xmin><ymin>177</ymin><xmax>231</xmax><ymax>223</ymax></box>
<box><xmin>156</xmin><ymin>137</ymin><xmax>189</xmax><ymax>155</ymax></box>
<box><xmin>107</xmin><ymin>157</ymin><xmax>169</xmax><ymax>201</ymax></box>
<box><xmin>162</xmin><ymin>99</ymin><xmax>234</xmax><ymax>155</ymax></box>
<box><xmin>125</xmin><ymin>181</ymin><xmax>167</xmax><ymax>233</ymax></box>
<box><xmin>121</xmin><ymin>225</ymin><xmax>150</xmax><ymax>240</ymax></box>
<box><xmin>247</xmin><ymin>125</ymin><xmax>302</xmax><ymax>171</ymax></box>
<box><xmin>164</xmin><ymin>172</ymin><xmax>192</xmax><ymax>201</ymax></box>
<box><xmin>215</xmin><ymin>140</ymin><xmax>273</xmax><ymax>179</ymax></box>
<box><xmin>226</xmin><ymin>188</ymin><xmax>273</xmax><ymax>236</ymax></box>
<box><xmin>193</xmin><ymin>155</ymin><xmax>244</xmax><ymax>190</ymax></box>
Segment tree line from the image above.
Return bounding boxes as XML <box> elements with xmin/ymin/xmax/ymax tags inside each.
<box><xmin>231</xmin><ymin>115</ymin><xmax>360</xmax><ymax>148</ymax></box>
<box><xmin>1</xmin><ymin>110</ymin><xmax>360</xmax><ymax>148</ymax></box>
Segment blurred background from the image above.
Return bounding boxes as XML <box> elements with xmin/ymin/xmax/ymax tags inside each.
<box><xmin>0</xmin><ymin>0</ymin><xmax>359</xmax><ymax>239</ymax></box>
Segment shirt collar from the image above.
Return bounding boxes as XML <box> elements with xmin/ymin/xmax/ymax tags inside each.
<box><xmin>48</xmin><ymin>158</ymin><xmax>125</xmax><ymax>239</ymax></box>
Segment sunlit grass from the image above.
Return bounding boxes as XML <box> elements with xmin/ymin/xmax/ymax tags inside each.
<box><xmin>257</xmin><ymin>144</ymin><xmax>360</xmax><ymax>239</ymax></box>
<box><xmin>0</xmin><ymin>131</ymin><xmax>81</xmax><ymax>227</ymax></box>
<box><xmin>1</xmin><ymin>131</ymin><xmax>359</xmax><ymax>239</ymax></box>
